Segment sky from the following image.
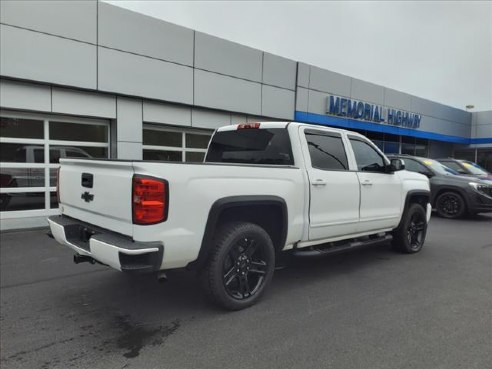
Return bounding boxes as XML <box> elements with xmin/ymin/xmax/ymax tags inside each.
<box><xmin>107</xmin><ymin>1</ymin><xmax>492</xmax><ymax>112</ymax></box>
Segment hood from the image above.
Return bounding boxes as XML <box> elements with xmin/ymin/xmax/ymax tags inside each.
<box><xmin>478</xmin><ymin>178</ymin><xmax>492</xmax><ymax>186</ymax></box>
<box><xmin>437</xmin><ymin>173</ymin><xmax>483</xmax><ymax>186</ymax></box>
<box><xmin>399</xmin><ymin>170</ymin><xmax>430</xmax><ymax>189</ymax></box>
<box><xmin>478</xmin><ymin>173</ymin><xmax>492</xmax><ymax>181</ymax></box>
<box><xmin>454</xmin><ymin>173</ymin><xmax>492</xmax><ymax>181</ymax></box>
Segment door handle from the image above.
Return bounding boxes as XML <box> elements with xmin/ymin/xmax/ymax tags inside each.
<box><xmin>361</xmin><ymin>180</ymin><xmax>373</xmax><ymax>186</ymax></box>
<box><xmin>312</xmin><ymin>179</ymin><xmax>327</xmax><ymax>186</ymax></box>
<box><xmin>81</xmin><ymin>173</ymin><xmax>93</xmax><ymax>188</ymax></box>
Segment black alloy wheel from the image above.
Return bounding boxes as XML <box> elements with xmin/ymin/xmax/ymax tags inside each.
<box><xmin>406</xmin><ymin>211</ymin><xmax>426</xmax><ymax>251</ymax></box>
<box><xmin>436</xmin><ymin>191</ymin><xmax>465</xmax><ymax>219</ymax></box>
<box><xmin>392</xmin><ymin>203</ymin><xmax>427</xmax><ymax>253</ymax></box>
<box><xmin>202</xmin><ymin>222</ymin><xmax>275</xmax><ymax>310</ymax></box>
<box><xmin>223</xmin><ymin>237</ymin><xmax>268</xmax><ymax>299</ymax></box>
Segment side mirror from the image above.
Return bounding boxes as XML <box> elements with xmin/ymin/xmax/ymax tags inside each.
<box><xmin>390</xmin><ymin>158</ymin><xmax>405</xmax><ymax>172</ymax></box>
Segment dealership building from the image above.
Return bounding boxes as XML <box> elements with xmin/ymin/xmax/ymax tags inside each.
<box><xmin>1</xmin><ymin>1</ymin><xmax>491</xmax><ymax>230</ymax></box>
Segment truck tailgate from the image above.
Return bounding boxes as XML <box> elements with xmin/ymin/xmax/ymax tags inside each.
<box><xmin>58</xmin><ymin>159</ymin><xmax>134</xmax><ymax>236</ymax></box>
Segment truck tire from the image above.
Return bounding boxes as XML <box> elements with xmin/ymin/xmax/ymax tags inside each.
<box><xmin>435</xmin><ymin>191</ymin><xmax>466</xmax><ymax>219</ymax></box>
<box><xmin>201</xmin><ymin>222</ymin><xmax>275</xmax><ymax>310</ymax></box>
<box><xmin>392</xmin><ymin>203</ymin><xmax>427</xmax><ymax>254</ymax></box>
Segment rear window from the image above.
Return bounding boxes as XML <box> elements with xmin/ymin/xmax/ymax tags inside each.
<box><xmin>205</xmin><ymin>128</ymin><xmax>294</xmax><ymax>165</ymax></box>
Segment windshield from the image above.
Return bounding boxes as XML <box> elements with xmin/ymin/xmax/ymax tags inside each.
<box><xmin>459</xmin><ymin>160</ymin><xmax>489</xmax><ymax>175</ymax></box>
<box><xmin>442</xmin><ymin>165</ymin><xmax>460</xmax><ymax>175</ymax></box>
<box><xmin>420</xmin><ymin>159</ymin><xmax>457</xmax><ymax>175</ymax></box>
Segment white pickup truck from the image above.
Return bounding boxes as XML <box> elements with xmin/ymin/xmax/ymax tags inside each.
<box><xmin>48</xmin><ymin>122</ymin><xmax>431</xmax><ymax>310</ymax></box>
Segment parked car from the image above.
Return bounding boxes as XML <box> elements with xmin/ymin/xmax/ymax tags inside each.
<box><xmin>436</xmin><ymin>158</ymin><xmax>492</xmax><ymax>181</ymax></box>
<box><xmin>387</xmin><ymin>154</ymin><xmax>492</xmax><ymax>219</ymax></box>
<box><xmin>0</xmin><ymin>146</ymin><xmax>92</xmax><ymax>211</ymax></box>
<box><xmin>48</xmin><ymin>122</ymin><xmax>431</xmax><ymax>310</ymax></box>
<box><xmin>12</xmin><ymin>145</ymin><xmax>93</xmax><ymax>165</ymax></box>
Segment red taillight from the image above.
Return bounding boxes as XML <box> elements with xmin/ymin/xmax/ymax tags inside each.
<box><xmin>132</xmin><ymin>176</ymin><xmax>168</xmax><ymax>225</ymax></box>
<box><xmin>56</xmin><ymin>167</ymin><xmax>61</xmax><ymax>204</ymax></box>
<box><xmin>237</xmin><ymin>123</ymin><xmax>260</xmax><ymax>130</ymax></box>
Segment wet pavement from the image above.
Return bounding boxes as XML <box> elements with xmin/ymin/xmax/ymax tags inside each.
<box><xmin>1</xmin><ymin>214</ymin><xmax>491</xmax><ymax>369</ymax></box>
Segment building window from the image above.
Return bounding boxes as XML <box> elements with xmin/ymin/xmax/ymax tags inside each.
<box><xmin>455</xmin><ymin>148</ymin><xmax>492</xmax><ymax>172</ymax></box>
<box><xmin>356</xmin><ymin>130</ymin><xmax>402</xmax><ymax>154</ymax></box>
<box><xmin>401</xmin><ymin>136</ymin><xmax>415</xmax><ymax>155</ymax></box>
<box><xmin>0</xmin><ymin>113</ymin><xmax>109</xmax><ymax>214</ymax></box>
<box><xmin>383</xmin><ymin>133</ymin><xmax>400</xmax><ymax>154</ymax></box>
<box><xmin>142</xmin><ymin>125</ymin><xmax>213</xmax><ymax>163</ymax></box>
<box><xmin>453</xmin><ymin>149</ymin><xmax>476</xmax><ymax>162</ymax></box>
<box><xmin>476</xmin><ymin>149</ymin><xmax>492</xmax><ymax>172</ymax></box>
<box><xmin>365</xmin><ymin>131</ymin><xmax>384</xmax><ymax>152</ymax></box>
<box><xmin>401</xmin><ymin>136</ymin><xmax>428</xmax><ymax>157</ymax></box>
<box><xmin>415</xmin><ymin>138</ymin><xmax>428</xmax><ymax>157</ymax></box>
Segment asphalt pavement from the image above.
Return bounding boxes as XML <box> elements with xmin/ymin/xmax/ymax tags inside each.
<box><xmin>1</xmin><ymin>214</ymin><xmax>491</xmax><ymax>369</ymax></box>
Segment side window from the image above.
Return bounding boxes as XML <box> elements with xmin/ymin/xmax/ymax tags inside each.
<box><xmin>305</xmin><ymin>131</ymin><xmax>348</xmax><ymax>171</ymax></box>
<box><xmin>404</xmin><ymin>158</ymin><xmax>429</xmax><ymax>174</ymax></box>
<box><xmin>349</xmin><ymin>138</ymin><xmax>386</xmax><ymax>172</ymax></box>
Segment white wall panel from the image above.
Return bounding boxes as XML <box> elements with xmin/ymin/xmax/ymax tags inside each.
<box><xmin>194</xmin><ymin>69</ymin><xmax>261</xmax><ymax>115</ymax></box>
<box><xmin>143</xmin><ymin>101</ymin><xmax>191</xmax><ymax>127</ymax></box>
<box><xmin>0</xmin><ymin>80</ymin><xmax>51</xmax><ymax>112</ymax></box>
<box><xmin>262</xmin><ymin>85</ymin><xmax>295</xmax><ymax>119</ymax></box>
<box><xmin>0</xmin><ymin>0</ymin><xmax>97</xmax><ymax>43</ymax></box>
<box><xmin>117</xmin><ymin>141</ymin><xmax>142</xmax><ymax>160</ymax></box>
<box><xmin>52</xmin><ymin>88</ymin><xmax>116</xmax><ymax>118</ymax></box>
<box><xmin>307</xmin><ymin>90</ymin><xmax>329</xmax><ymax>115</ymax></box>
<box><xmin>262</xmin><ymin>53</ymin><xmax>296</xmax><ymax>90</ymax></box>
<box><xmin>309</xmin><ymin>66</ymin><xmax>351</xmax><ymax>97</ymax></box>
<box><xmin>296</xmin><ymin>87</ymin><xmax>309</xmax><ymax>112</ymax></box>
<box><xmin>351</xmin><ymin>79</ymin><xmax>384</xmax><ymax>105</ymax></box>
<box><xmin>116</xmin><ymin>97</ymin><xmax>142</xmax><ymax>143</ymax></box>
<box><xmin>297</xmin><ymin>63</ymin><xmax>310</xmax><ymax>88</ymax></box>
<box><xmin>195</xmin><ymin>32</ymin><xmax>262</xmax><ymax>82</ymax></box>
<box><xmin>384</xmin><ymin>88</ymin><xmax>412</xmax><ymax>111</ymax></box>
<box><xmin>475</xmin><ymin>124</ymin><xmax>492</xmax><ymax>138</ymax></box>
<box><xmin>98</xmin><ymin>47</ymin><xmax>193</xmax><ymax>104</ymax></box>
<box><xmin>192</xmin><ymin>108</ymin><xmax>231</xmax><ymax>129</ymax></box>
<box><xmin>0</xmin><ymin>25</ymin><xmax>96</xmax><ymax>89</ymax></box>
<box><xmin>231</xmin><ymin>114</ymin><xmax>247</xmax><ymax>125</ymax></box>
<box><xmin>98</xmin><ymin>2</ymin><xmax>193</xmax><ymax>66</ymax></box>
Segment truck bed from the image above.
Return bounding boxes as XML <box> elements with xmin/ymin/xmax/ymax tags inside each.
<box><xmin>57</xmin><ymin>158</ymin><xmax>306</xmax><ymax>268</ymax></box>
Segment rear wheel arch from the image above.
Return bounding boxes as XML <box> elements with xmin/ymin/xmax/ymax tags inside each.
<box><xmin>187</xmin><ymin>196</ymin><xmax>288</xmax><ymax>270</ymax></box>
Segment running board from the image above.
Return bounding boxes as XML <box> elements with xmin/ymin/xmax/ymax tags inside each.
<box><xmin>293</xmin><ymin>234</ymin><xmax>393</xmax><ymax>257</ymax></box>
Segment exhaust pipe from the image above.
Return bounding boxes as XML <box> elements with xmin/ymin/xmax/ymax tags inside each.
<box><xmin>73</xmin><ymin>254</ymin><xmax>96</xmax><ymax>265</ymax></box>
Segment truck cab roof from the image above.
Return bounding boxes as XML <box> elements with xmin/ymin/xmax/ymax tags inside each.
<box><xmin>218</xmin><ymin>121</ymin><xmax>367</xmax><ymax>140</ymax></box>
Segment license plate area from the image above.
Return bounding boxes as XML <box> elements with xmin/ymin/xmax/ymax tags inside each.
<box><xmin>64</xmin><ymin>224</ymin><xmax>98</xmax><ymax>252</ymax></box>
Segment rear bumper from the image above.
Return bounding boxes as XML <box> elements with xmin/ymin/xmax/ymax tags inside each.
<box><xmin>47</xmin><ymin>215</ymin><xmax>163</xmax><ymax>273</ymax></box>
